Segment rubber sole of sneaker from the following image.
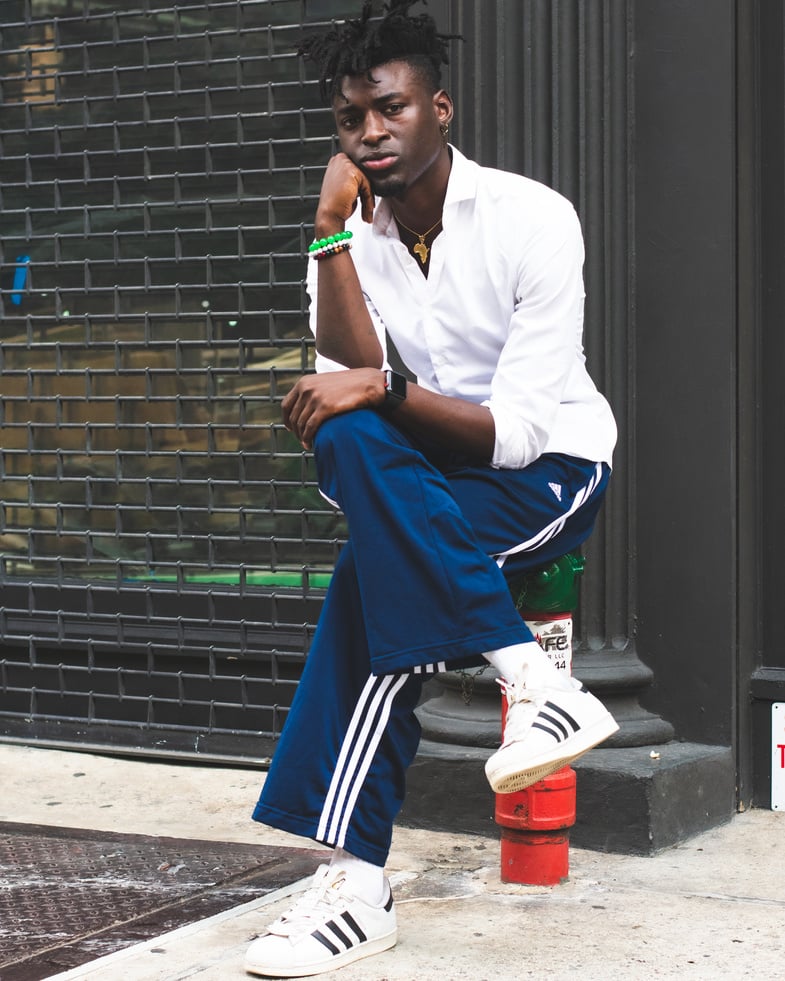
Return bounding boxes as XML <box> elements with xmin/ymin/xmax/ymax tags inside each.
<box><xmin>486</xmin><ymin>714</ymin><xmax>619</xmax><ymax>795</ymax></box>
<box><xmin>244</xmin><ymin>928</ymin><xmax>397</xmax><ymax>978</ymax></box>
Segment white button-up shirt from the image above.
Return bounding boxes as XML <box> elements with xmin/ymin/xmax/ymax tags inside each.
<box><xmin>308</xmin><ymin>146</ymin><xmax>616</xmax><ymax>470</ymax></box>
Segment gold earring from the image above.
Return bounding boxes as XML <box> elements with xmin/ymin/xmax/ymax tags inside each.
<box><xmin>440</xmin><ymin>122</ymin><xmax>449</xmax><ymax>143</ymax></box>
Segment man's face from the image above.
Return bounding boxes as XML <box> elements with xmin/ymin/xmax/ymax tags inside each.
<box><xmin>332</xmin><ymin>59</ymin><xmax>453</xmax><ymax>198</ymax></box>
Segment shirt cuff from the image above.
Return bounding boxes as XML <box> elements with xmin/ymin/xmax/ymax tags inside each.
<box><xmin>484</xmin><ymin>399</ymin><xmax>541</xmax><ymax>470</ymax></box>
<box><xmin>314</xmin><ymin>351</ymin><xmax>349</xmax><ymax>373</ymax></box>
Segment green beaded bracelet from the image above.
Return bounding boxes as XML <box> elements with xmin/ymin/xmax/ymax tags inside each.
<box><xmin>308</xmin><ymin>229</ymin><xmax>353</xmax><ymax>257</ymax></box>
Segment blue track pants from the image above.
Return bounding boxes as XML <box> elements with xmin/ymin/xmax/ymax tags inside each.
<box><xmin>253</xmin><ymin>409</ymin><xmax>609</xmax><ymax>865</ymax></box>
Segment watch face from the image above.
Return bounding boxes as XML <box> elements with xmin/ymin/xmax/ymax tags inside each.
<box><xmin>385</xmin><ymin>370</ymin><xmax>407</xmax><ymax>401</ymax></box>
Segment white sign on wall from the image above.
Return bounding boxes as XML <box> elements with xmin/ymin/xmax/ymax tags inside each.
<box><xmin>772</xmin><ymin>702</ymin><xmax>785</xmax><ymax>811</ymax></box>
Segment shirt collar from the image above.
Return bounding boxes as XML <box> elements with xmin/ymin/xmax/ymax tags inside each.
<box><xmin>372</xmin><ymin>145</ymin><xmax>477</xmax><ymax>238</ymax></box>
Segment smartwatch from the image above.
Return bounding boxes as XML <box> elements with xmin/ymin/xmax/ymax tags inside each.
<box><xmin>383</xmin><ymin>369</ymin><xmax>407</xmax><ymax>409</ymax></box>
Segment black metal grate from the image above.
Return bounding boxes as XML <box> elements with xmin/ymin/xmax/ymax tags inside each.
<box><xmin>0</xmin><ymin>822</ymin><xmax>323</xmax><ymax>979</ymax></box>
<box><xmin>0</xmin><ymin>0</ymin><xmax>356</xmax><ymax>752</ymax></box>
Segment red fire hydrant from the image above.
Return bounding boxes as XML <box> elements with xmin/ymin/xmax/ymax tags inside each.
<box><xmin>496</xmin><ymin>554</ymin><xmax>585</xmax><ymax>885</ymax></box>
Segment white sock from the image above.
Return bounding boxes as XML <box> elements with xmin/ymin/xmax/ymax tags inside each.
<box><xmin>329</xmin><ymin>847</ymin><xmax>386</xmax><ymax>906</ymax></box>
<box><xmin>484</xmin><ymin>641</ymin><xmax>573</xmax><ymax>691</ymax></box>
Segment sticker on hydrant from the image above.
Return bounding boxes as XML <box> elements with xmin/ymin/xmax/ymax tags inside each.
<box><xmin>773</xmin><ymin>702</ymin><xmax>785</xmax><ymax>811</ymax></box>
<box><xmin>525</xmin><ymin>614</ymin><xmax>573</xmax><ymax>676</ymax></box>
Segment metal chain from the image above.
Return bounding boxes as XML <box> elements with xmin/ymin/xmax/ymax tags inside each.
<box><xmin>457</xmin><ymin>663</ymin><xmax>491</xmax><ymax>705</ymax></box>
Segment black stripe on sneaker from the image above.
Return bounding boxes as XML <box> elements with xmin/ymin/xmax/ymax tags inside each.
<box><xmin>544</xmin><ymin>700</ymin><xmax>581</xmax><ymax>731</ymax></box>
<box><xmin>312</xmin><ymin>929</ymin><xmax>341</xmax><ymax>955</ymax></box>
<box><xmin>531</xmin><ymin>699</ymin><xmax>584</xmax><ymax>743</ymax></box>
<box><xmin>384</xmin><ymin>890</ymin><xmax>394</xmax><ymax>913</ymax></box>
<box><xmin>531</xmin><ymin>720</ymin><xmax>565</xmax><ymax>742</ymax></box>
<box><xmin>538</xmin><ymin>709</ymin><xmax>570</xmax><ymax>740</ymax></box>
<box><xmin>324</xmin><ymin>919</ymin><xmax>353</xmax><ymax>949</ymax></box>
<box><xmin>341</xmin><ymin>911</ymin><xmax>367</xmax><ymax>943</ymax></box>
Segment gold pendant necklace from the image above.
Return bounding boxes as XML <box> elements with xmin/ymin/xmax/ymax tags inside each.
<box><xmin>394</xmin><ymin>214</ymin><xmax>443</xmax><ymax>265</ymax></box>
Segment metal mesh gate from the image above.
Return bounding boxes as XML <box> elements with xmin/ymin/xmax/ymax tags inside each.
<box><xmin>0</xmin><ymin>0</ymin><xmax>355</xmax><ymax>758</ymax></box>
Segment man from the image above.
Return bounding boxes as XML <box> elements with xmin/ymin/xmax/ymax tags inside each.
<box><xmin>246</xmin><ymin>1</ymin><xmax>618</xmax><ymax>976</ymax></box>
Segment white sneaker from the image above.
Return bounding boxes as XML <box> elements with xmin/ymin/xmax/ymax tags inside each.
<box><xmin>244</xmin><ymin>864</ymin><xmax>397</xmax><ymax>978</ymax></box>
<box><xmin>485</xmin><ymin>675</ymin><xmax>619</xmax><ymax>794</ymax></box>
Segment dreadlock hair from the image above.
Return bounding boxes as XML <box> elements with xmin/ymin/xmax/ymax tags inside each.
<box><xmin>298</xmin><ymin>0</ymin><xmax>461</xmax><ymax>103</ymax></box>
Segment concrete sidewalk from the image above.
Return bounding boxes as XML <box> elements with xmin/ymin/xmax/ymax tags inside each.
<box><xmin>1</xmin><ymin>743</ymin><xmax>783</xmax><ymax>980</ymax></box>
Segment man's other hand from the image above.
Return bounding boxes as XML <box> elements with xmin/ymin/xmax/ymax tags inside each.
<box><xmin>282</xmin><ymin>368</ymin><xmax>386</xmax><ymax>449</ymax></box>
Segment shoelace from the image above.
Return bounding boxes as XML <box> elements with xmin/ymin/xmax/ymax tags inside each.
<box><xmin>496</xmin><ymin>676</ymin><xmax>544</xmax><ymax>744</ymax></box>
<box><xmin>269</xmin><ymin>869</ymin><xmax>348</xmax><ymax>938</ymax></box>
<box><xmin>496</xmin><ymin>674</ymin><xmax>582</xmax><ymax>745</ymax></box>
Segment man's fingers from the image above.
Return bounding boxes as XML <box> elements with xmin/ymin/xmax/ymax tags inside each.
<box><xmin>289</xmin><ymin>399</ymin><xmax>318</xmax><ymax>450</ymax></box>
<box><xmin>317</xmin><ymin>154</ymin><xmax>375</xmax><ymax>225</ymax></box>
<box><xmin>357</xmin><ymin>175</ymin><xmax>375</xmax><ymax>223</ymax></box>
<box><xmin>298</xmin><ymin>412</ymin><xmax>318</xmax><ymax>450</ymax></box>
<box><xmin>282</xmin><ymin>381</ymin><xmax>320</xmax><ymax>447</ymax></box>
<box><xmin>281</xmin><ymin>383</ymin><xmax>308</xmax><ymax>433</ymax></box>
<box><xmin>281</xmin><ymin>388</ymin><xmax>297</xmax><ymax>430</ymax></box>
